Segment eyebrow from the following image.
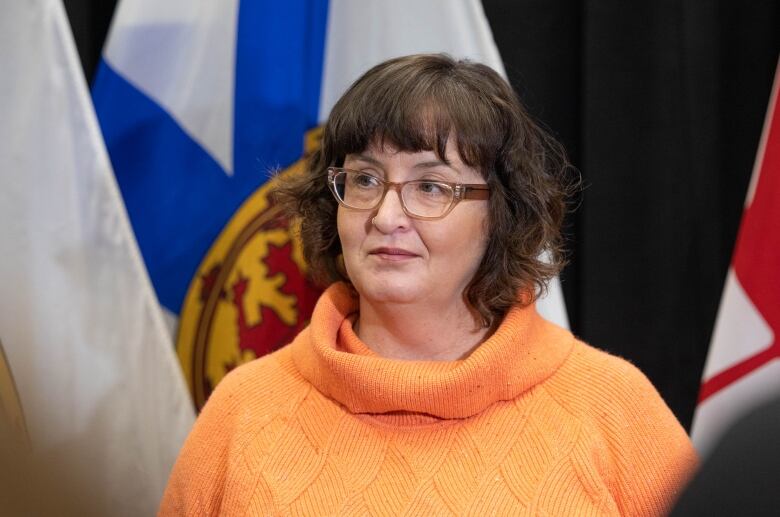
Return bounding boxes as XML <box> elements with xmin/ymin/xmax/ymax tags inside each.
<box><xmin>348</xmin><ymin>155</ymin><xmax>461</xmax><ymax>175</ymax></box>
<box><xmin>413</xmin><ymin>160</ymin><xmax>453</xmax><ymax>170</ymax></box>
<box><xmin>348</xmin><ymin>154</ymin><xmax>382</xmax><ymax>166</ymax></box>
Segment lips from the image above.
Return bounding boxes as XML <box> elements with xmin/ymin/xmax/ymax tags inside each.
<box><xmin>368</xmin><ymin>247</ymin><xmax>419</xmax><ymax>259</ymax></box>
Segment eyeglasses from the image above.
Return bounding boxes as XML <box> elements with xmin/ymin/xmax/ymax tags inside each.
<box><xmin>327</xmin><ymin>167</ymin><xmax>490</xmax><ymax>220</ymax></box>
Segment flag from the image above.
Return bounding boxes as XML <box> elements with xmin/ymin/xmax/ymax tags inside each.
<box><xmin>690</xmin><ymin>58</ymin><xmax>780</xmax><ymax>456</ymax></box>
<box><xmin>93</xmin><ymin>0</ymin><xmax>569</xmax><ymax>411</ymax></box>
<box><xmin>0</xmin><ymin>0</ymin><xmax>194</xmax><ymax>514</ymax></box>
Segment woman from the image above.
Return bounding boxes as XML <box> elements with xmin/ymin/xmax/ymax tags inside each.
<box><xmin>160</xmin><ymin>54</ymin><xmax>697</xmax><ymax>516</ymax></box>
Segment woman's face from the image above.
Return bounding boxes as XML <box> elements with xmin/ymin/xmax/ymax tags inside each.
<box><xmin>337</xmin><ymin>140</ymin><xmax>490</xmax><ymax>310</ymax></box>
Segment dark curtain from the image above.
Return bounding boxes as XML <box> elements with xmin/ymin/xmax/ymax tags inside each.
<box><xmin>64</xmin><ymin>0</ymin><xmax>780</xmax><ymax>429</ymax></box>
<box><xmin>482</xmin><ymin>0</ymin><xmax>780</xmax><ymax>429</ymax></box>
<box><xmin>62</xmin><ymin>0</ymin><xmax>116</xmax><ymax>82</ymax></box>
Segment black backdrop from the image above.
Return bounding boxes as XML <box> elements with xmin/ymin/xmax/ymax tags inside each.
<box><xmin>63</xmin><ymin>0</ymin><xmax>780</xmax><ymax>430</ymax></box>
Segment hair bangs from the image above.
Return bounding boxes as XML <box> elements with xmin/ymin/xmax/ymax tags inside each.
<box><xmin>325</xmin><ymin>61</ymin><xmax>501</xmax><ymax>175</ymax></box>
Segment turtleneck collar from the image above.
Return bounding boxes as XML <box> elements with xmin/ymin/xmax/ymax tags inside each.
<box><xmin>291</xmin><ymin>283</ymin><xmax>574</xmax><ymax>420</ymax></box>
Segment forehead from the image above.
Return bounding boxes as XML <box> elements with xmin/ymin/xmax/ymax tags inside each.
<box><xmin>345</xmin><ymin>139</ymin><xmax>487</xmax><ymax>182</ymax></box>
<box><xmin>346</xmin><ymin>137</ymin><xmax>464</xmax><ymax>165</ymax></box>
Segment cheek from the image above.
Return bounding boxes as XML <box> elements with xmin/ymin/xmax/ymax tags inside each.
<box><xmin>336</xmin><ymin>207</ymin><xmax>350</xmax><ymax>244</ymax></box>
<box><xmin>336</xmin><ymin>208</ymin><xmax>365</xmax><ymax>258</ymax></box>
<box><xmin>463</xmin><ymin>207</ymin><xmax>489</xmax><ymax>247</ymax></box>
<box><xmin>465</xmin><ymin>211</ymin><xmax>491</xmax><ymax>273</ymax></box>
<box><xmin>427</xmin><ymin>209</ymin><xmax>489</xmax><ymax>269</ymax></box>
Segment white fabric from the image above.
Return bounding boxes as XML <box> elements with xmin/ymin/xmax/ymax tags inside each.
<box><xmin>0</xmin><ymin>0</ymin><xmax>194</xmax><ymax>514</ymax></box>
<box><xmin>320</xmin><ymin>0</ymin><xmax>569</xmax><ymax>328</ymax></box>
<box><xmin>692</xmin><ymin>356</ymin><xmax>780</xmax><ymax>456</ymax></box>
<box><xmin>699</xmin><ymin>271</ymin><xmax>773</xmax><ymax>380</ymax></box>
<box><xmin>537</xmin><ymin>272</ymin><xmax>570</xmax><ymax>329</ymax></box>
<box><xmin>691</xmin><ymin>271</ymin><xmax>780</xmax><ymax>456</ymax></box>
<box><xmin>320</xmin><ymin>0</ymin><xmax>505</xmax><ymax>121</ymax></box>
<box><xmin>103</xmin><ymin>0</ymin><xmax>239</xmax><ymax>174</ymax></box>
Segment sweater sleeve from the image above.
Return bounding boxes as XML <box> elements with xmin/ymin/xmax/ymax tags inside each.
<box><xmin>548</xmin><ymin>344</ymin><xmax>699</xmax><ymax>516</ymax></box>
<box><xmin>592</xmin><ymin>353</ymin><xmax>698</xmax><ymax>516</ymax></box>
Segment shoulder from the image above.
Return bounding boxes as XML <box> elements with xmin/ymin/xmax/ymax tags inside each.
<box><xmin>159</xmin><ymin>343</ymin><xmax>312</xmax><ymax>515</ymax></box>
<box><xmin>210</xmin><ymin>343</ymin><xmax>309</xmax><ymax>407</ymax></box>
<box><xmin>199</xmin><ymin>343</ymin><xmax>311</xmax><ymax>439</ymax></box>
<box><xmin>540</xmin><ymin>338</ymin><xmax>698</xmax><ymax>515</ymax></box>
<box><xmin>543</xmin><ymin>338</ymin><xmax>691</xmax><ymax>449</ymax></box>
<box><xmin>544</xmin><ymin>339</ymin><xmax>668</xmax><ymax>417</ymax></box>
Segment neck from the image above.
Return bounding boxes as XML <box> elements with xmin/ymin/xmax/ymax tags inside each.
<box><xmin>355</xmin><ymin>296</ymin><xmax>490</xmax><ymax>361</ymax></box>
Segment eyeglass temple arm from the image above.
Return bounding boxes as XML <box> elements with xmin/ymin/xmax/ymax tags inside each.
<box><xmin>461</xmin><ymin>185</ymin><xmax>490</xmax><ymax>200</ymax></box>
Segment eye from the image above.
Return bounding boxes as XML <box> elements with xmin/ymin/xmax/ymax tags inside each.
<box><xmin>415</xmin><ymin>181</ymin><xmax>448</xmax><ymax>197</ymax></box>
<box><xmin>351</xmin><ymin>171</ymin><xmax>381</xmax><ymax>189</ymax></box>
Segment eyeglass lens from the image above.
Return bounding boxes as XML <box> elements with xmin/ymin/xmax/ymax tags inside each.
<box><xmin>332</xmin><ymin>171</ymin><xmax>454</xmax><ymax>218</ymax></box>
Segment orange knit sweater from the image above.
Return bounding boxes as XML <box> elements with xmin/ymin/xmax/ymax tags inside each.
<box><xmin>160</xmin><ymin>283</ymin><xmax>697</xmax><ymax>516</ymax></box>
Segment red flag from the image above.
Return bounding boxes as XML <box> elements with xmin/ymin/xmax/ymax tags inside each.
<box><xmin>691</xmin><ymin>57</ymin><xmax>780</xmax><ymax>455</ymax></box>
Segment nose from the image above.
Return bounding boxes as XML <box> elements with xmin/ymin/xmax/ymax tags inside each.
<box><xmin>371</xmin><ymin>186</ymin><xmax>410</xmax><ymax>232</ymax></box>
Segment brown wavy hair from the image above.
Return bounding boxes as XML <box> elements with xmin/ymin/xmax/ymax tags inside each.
<box><xmin>274</xmin><ymin>54</ymin><xmax>577</xmax><ymax>326</ymax></box>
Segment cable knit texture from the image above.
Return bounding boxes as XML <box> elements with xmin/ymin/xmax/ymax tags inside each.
<box><xmin>160</xmin><ymin>283</ymin><xmax>697</xmax><ymax>516</ymax></box>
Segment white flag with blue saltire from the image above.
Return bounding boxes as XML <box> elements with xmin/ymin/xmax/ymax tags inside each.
<box><xmin>93</xmin><ymin>0</ymin><xmax>570</xmax><ymax>409</ymax></box>
<box><xmin>0</xmin><ymin>0</ymin><xmax>195</xmax><ymax>514</ymax></box>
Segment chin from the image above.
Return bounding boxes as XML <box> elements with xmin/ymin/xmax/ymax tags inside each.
<box><xmin>352</xmin><ymin>278</ymin><xmax>423</xmax><ymax>306</ymax></box>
